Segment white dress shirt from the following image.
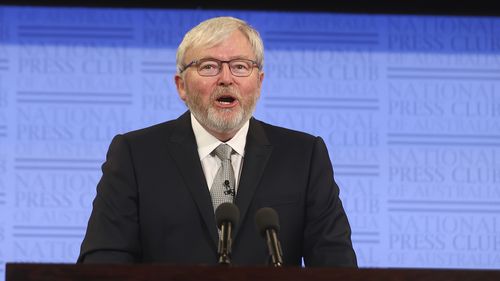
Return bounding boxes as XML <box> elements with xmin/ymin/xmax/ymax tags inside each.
<box><xmin>191</xmin><ymin>114</ymin><xmax>248</xmax><ymax>193</ymax></box>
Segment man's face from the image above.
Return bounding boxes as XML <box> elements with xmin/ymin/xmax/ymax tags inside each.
<box><xmin>175</xmin><ymin>30</ymin><xmax>264</xmax><ymax>140</ymax></box>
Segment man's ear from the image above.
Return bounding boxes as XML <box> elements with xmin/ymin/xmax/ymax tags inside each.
<box><xmin>175</xmin><ymin>74</ymin><xmax>187</xmax><ymax>101</ymax></box>
<box><xmin>258</xmin><ymin>71</ymin><xmax>264</xmax><ymax>87</ymax></box>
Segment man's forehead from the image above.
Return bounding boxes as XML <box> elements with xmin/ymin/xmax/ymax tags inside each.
<box><xmin>185</xmin><ymin>31</ymin><xmax>253</xmax><ymax>61</ymax></box>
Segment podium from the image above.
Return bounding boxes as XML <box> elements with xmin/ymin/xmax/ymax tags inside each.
<box><xmin>6</xmin><ymin>263</ymin><xmax>500</xmax><ymax>281</ymax></box>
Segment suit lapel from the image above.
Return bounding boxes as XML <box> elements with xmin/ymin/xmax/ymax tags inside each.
<box><xmin>166</xmin><ymin>112</ymin><xmax>219</xmax><ymax>248</ymax></box>
<box><xmin>165</xmin><ymin>113</ymin><xmax>273</xmax><ymax>248</ymax></box>
<box><xmin>234</xmin><ymin>118</ymin><xmax>273</xmax><ymax>239</ymax></box>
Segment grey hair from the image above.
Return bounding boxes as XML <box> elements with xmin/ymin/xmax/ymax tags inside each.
<box><xmin>176</xmin><ymin>16</ymin><xmax>264</xmax><ymax>74</ymax></box>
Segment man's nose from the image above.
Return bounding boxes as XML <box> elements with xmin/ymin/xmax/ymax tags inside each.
<box><xmin>217</xmin><ymin>62</ymin><xmax>234</xmax><ymax>85</ymax></box>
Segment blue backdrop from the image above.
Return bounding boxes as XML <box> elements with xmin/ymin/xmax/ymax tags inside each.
<box><xmin>0</xmin><ymin>6</ymin><xmax>499</xmax><ymax>277</ymax></box>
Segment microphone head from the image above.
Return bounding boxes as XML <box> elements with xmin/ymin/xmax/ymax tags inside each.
<box><xmin>255</xmin><ymin>207</ymin><xmax>280</xmax><ymax>237</ymax></box>
<box><xmin>215</xmin><ymin>202</ymin><xmax>240</xmax><ymax>230</ymax></box>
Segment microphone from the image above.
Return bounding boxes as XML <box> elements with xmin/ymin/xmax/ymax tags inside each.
<box><xmin>255</xmin><ymin>207</ymin><xmax>284</xmax><ymax>267</ymax></box>
<box><xmin>215</xmin><ymin>202</ymin><xmax>240</xmax><ymax>265</ymax></box>
<box><xmin>223</xmin><ymin>180</ymin><xmax>235</xmax><ymax>197</ymax></box>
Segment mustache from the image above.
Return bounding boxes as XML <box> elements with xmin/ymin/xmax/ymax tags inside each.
<box><xmin>211</xmin><ymin>86</ymin><xmax>241</xmax><ymax>100</ymax></box>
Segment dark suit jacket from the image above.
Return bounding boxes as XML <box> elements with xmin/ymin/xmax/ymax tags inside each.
<box><xmin>78</xmin><ymin>111</ymin><xmax>357</xmax><ymax>267</ymax></box>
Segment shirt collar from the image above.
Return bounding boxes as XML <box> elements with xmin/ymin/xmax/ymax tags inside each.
<box><xmin>191</xmin><ymin>113</ymin><xmax>248</xmax><ymax>160</ymax></box>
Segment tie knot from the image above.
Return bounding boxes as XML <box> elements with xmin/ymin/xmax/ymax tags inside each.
<box><xmin>214</xmin><ymin>144</ymin><xmax>232</xmax><ymax>160</ymax></box>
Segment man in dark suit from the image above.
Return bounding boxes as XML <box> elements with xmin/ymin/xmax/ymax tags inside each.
<box><xmin>78</xmin><ymin>16</ymin><xmax>357</xmax><ymax>267</ymax></box>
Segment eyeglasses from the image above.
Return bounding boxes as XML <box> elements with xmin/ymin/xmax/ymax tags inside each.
<box><xmin>180</xmin><ymin>58</ymin><xmax>259</xmax><ymax>77</ymax></box>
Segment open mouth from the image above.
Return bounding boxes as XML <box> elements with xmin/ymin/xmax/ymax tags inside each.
<box><xmin>217</xmin><ymin>96</ymin><xmax>236</xmax><ymax>105</ymax></box>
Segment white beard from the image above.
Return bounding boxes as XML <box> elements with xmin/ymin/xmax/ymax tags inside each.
<box><xmin>185</xmin><ymin>86</ymin><xmax>259</xmax><ymax>134</ymax></box>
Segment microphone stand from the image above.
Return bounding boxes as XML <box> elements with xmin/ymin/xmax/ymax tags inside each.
<box><xmin>265</xmin><ymin>229</ymin><xmax>283</xmax><ymax>267</ymax></box>
<box><xmin>218</xmin><ymin>221</ymin><xmax>233</xmax><ymax>265</ymax></box>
